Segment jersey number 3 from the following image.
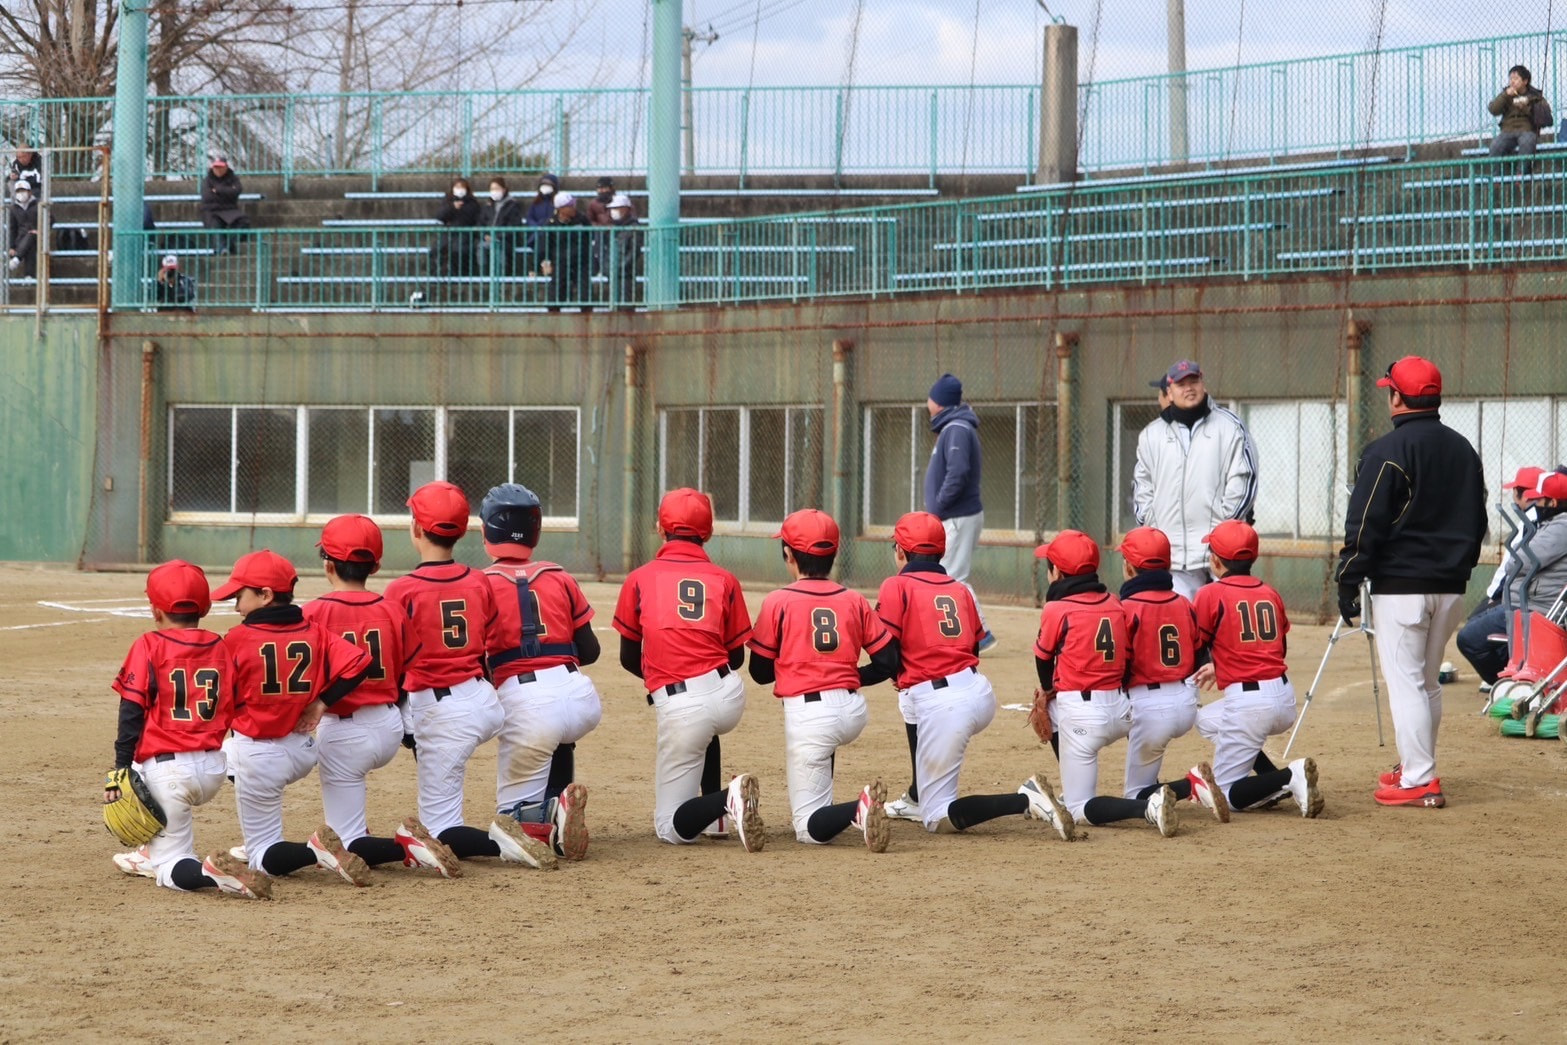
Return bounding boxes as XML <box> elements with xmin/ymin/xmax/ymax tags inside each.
<box><xmin>933</xmin><ymin>595</ymin><xmax>963</xmax><ymax>638</ymax></box>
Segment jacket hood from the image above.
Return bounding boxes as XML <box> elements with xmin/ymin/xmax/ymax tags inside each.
<box><xmin>930</xmin><ymin>403</ymin><xmax>980</xmax><ymax>433</ymax></box>
<box><xmin>538</xmin><ymin>173</ymin><xmax>559</xmax><ymax>189</ymax></box>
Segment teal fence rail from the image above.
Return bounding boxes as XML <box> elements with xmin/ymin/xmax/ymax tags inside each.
<box><xmin>82</xmin><ymin>153</ymin><xmax>1567</xmax><ymax>313</ymax></box>
<box><xmin>4</xmin><ymin>31</ymin><xmax>1565</xmax><ymax>183</ymax></box>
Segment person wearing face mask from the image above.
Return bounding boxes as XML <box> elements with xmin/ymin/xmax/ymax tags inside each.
<box><xmin>431</xmin><ymin>177</ymin><xmax>481</xmax><ymax>297</ymax></box>
<box><xmin>8</xmin><ymin>145</ymin><xmax>43</xmax><ymax>197</ymax></box>
<box><xmin>481</xmin><ymin>177</ymin><xmax>523</xmax><ymax>276</ymax></box>
<box><xmin>540</xmin><ymin>192</ymin><xmax>592</xmax><ymax>309</ymax></box>
<box><xmin>199</xmin><ymin>154</ymin><xmax>249</xmax><ymax>255</ymax></box>
<box><xmin>606</xmin><ymin>193</ymin><xmax>641</xmax><ymax>307</ymax></box>
<box><xmin>7</xmin><ymin>183</ymin><xmax>39</xmax><ymax>278</ymax></box>
<box><xmin>523</xmin><ymin>173</ymin><xmax>560</xmax><ymax>274</ymax></box>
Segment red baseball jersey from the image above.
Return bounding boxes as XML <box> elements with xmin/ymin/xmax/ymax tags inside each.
<box><xmin>301</xmin><ymin>590</ymin><xmax>408</xmax><ymax>715</ymax></box>
<box><xmin>1033</xmin><ymin>592</ymin><xmax>1130</xmax><ymax>692</ymax></box>
<box><xmin>613</xmin><ymin>541</ymin><xmax>753</xmax><ymax>693</ymax></box>
<box><xmin>1194</xmin><ymin>575</ymin><xmax>1291</xmax><ymax>689</ymax></box>
<box><xmin>874</xmin><ymin>566</ymin><xmax>980</xmax><ymax>690</ymax></box>
<box><xmin>484</xmin><ymin>559</ymin><xmax>595</xmax><ymax>681</ymax></box>
<box><xmin>749</xmin><ymin>579</ymin><xmax>892</xmax><ymax>697</ymax></box>
<box><xmin>112</xmin><ymin>628</ymin><xmax>236</xmax><ymax>762</ymax></box>
<box><xmin>1122</xmin><ymin>590</ymin><xmax>1198</xmax><ymax>687</ymax></box>
<box><xmin>383</xmin><ymin>562</ymin><xmax>503</xmax><ymax>690</ymax></box>
<box><xmin>224</xmin><ymin>616</ymin><xmax>372</xmax><ymax>739</ymax></box>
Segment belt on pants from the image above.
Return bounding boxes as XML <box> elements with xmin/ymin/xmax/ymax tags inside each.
<box><xmin>929</xmin><ymin>667</ymin><xmax>976</xmax><ymax>691</ymax></box>
<box><xmin>1240</xmin><ymin>675</ymin><xmax>1288</xmax><ymax>691</ymax></box>
<box><xmin>1055</xmin><ymin>688</ymin><xmax>1124</xmax><ymax>702</ymax></box>
<box><xmin>647</xmin><ymin>664</ymin><xmax>732</xmax><ymax>705</ymax></box>
<box><xmin>516</xmin><ymin>663</ymin><xmax>579</xmax><ymax>685</ymax></box>
<box><xmin>154</xmin><ymin>752</ymin><xmax>176</xmax><ymax>762</ymax></box>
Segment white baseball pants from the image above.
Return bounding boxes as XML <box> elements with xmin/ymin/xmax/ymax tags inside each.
<box><xmin>407</xmin><ymin>677</ymin><xmax>505</xmax><ymax>835</ymax></box>
<box><xmin>1370</xmin><ymin>592</ymin><xmax>1465</xmax><ymax>788</ymax></box>
<box><xmin>903</xmin><ymin>669</ymin><xmax>997</xmax><ymax>831</ymax></box>
<box><xmin>650</xmin><ymin>667</ymin><xmax>747</xmax><ymax>845</ymax></box>
<box><xmin>782</xmin><ymin>689</ymin><xmax>869</xmax><ymax>843</ymax></box>
<box><xmin>941</xmin><ymin>513</ymin><xmax>991</xmax><ymax>633</ymax></box>
<box><xmin>136</xmin><ymin>749</ymin><xmax>227</xmax><ymax>891</ymax></box>
<box><xmin>1123</xmin><ymin>682</ymin><xmax>1199</xmax><ymax>797</ymax></box>
<box><xmin>1050</xmin><ymin>690</ymin><xmax>1133</xmax><ymax>820</ymax></box>
<box><xmin>1196</xmin><ymin>677</ymin><xmax>1296</xmax><ymax>791</ymax></box>
<box><xmin>316</xmin><ymin>703</ymin><xmax>402</xmax><ymax>844</ymax></box>
<box><xmin>495</xmin><ymin>665</ymin><xmax>604</xmax><ymax>812</ymax></box>
<box><xmin>1169</xmin><ymin>568</ymin><xmax>1212</xmax><ymax>602</ymax></box>
<box><xmin>226</xmin><ymin>731</ymin><xmax>318</xmax><ymax>870</ymax></box>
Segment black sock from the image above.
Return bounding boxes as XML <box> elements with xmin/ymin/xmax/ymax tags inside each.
<box><xmin>1082</xmin><ymin>796</ymin><xmax>1147</xmax><ymax>825</ymax></box>
<box><xmin>439</xmin><ymin>825</ymin><xmax>501</xmax><ymax>860</ymax></box>
<box><xmin>672</xmin><ymin>790</ymin><xmax>729</xmax><ymax>841</ymax></box>
<box><xmin>1136</xmin><ymin>779</ymin><xmax>1192</xmax><ymax>801</ymax></box>
<box><xmin>1050</xmin><ymin>732</ymin><xmax>1060</xmax><ymax>760</ymax></box>
<box><xmin>904</xmin><ymin>722</ymin><xmax>920</xmax><ymax>803</ymax></box>
<box><xmin>260</xmin><ymin>840</ymin><xmax>318</xmax><ymax>876</ymax></box>
<box><xmin>1254</xmin><ymin>751</ymin><xmax>1279</xmax><ymax>774</ymax></box>
<box><xmin>806</xmin><ymin>800</ymin><xmax>858</xmax><ymax>842</ymax></box>
<box><xmin>544</xmin><ymin>743</ymin><xmax>576</xmax><ymax>804</ymax></box>
<box><xmin>349</xmin><ymin>835</ymin><xmax>405</xmax><ymax>867</ymax></box>
<box><xmin>170</xmin><ymin>857</ymin><xmax>216</xmax><ymax>891</ymax></box>
<box><xmin>701</xmin><ymin>735</ymin><xmax>722</xmax><ymax>795</ymax></box>
<box><xmin>946</xmin><ymin>792</ymin><xmax>1029</xmax><ymax>830</ymax></box>
<box><xmin>1228</xmin><ymin>769</ymin><xmax>1292</xmax><ymax>810</ymax></box>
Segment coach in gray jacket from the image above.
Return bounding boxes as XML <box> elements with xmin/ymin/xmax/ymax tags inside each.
<box><xmin>1132</xmin><ymin>360</ymin><xmax>1258</xmax><ymax>599</ymax></box>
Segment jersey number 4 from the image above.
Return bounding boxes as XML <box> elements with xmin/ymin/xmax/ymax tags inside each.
<box><xmin>168</xmin><ymin>667</ymin><xmax>220</xmax><ymax>721</ymax></box>
<box><xmin>259</xmin><ymin>641</ymin><xmax>314</xmax><ymax>696</ymax></box>
<box><xmin>1094</xmin><ymin>618</ymin><xmax>1117</xmax><ymax>661</ymax></box>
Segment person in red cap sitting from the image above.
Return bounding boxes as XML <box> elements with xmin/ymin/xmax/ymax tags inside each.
<box><xmin>1336</xmin><ymin>355</ymin><xmax>1487</xmax><ymax>808</ymax></box>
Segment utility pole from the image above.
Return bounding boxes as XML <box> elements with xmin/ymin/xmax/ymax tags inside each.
<box><xmin>683</xmin><ymin>25</ymin><xmax>719</xmax><ymax>175</ymax></box>
<box><xmin>1168</xmin><ymin>0</ymin><xmax>1189</xmax><ymax>164</ymax></box>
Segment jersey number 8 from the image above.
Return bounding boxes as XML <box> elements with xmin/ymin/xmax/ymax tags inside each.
<box><xmin>811</xmin><ymin>608</ymin><xmax>840</xmax><ymax>652</ymax></box>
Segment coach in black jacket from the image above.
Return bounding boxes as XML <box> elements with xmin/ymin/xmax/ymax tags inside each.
<box><xmin>1336</xmin><ymin>356</ymin><xmax>1486</xmax><ymax>810</ymax></box>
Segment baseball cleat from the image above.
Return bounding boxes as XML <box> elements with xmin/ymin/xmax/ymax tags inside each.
<box><xmin>1144</xmin><ymin>785</ymin><xmax>1179</xmax><ymax>838</ymax></box>
<box><xmin>228</xmin><ymin>845</ymin><xmax>248</xmax><ymax>862</ymax></box>
<box><xmin>113</xmin><ymin>846</ymin><xmax>157</xmax><ymax>878</ymax></box>
<box><xmin>308</xmin><ymin>824</ymin><xmax>372</xmax><ymax>887</ymax></box>
<box><xmin>1286</xmin><ymin>758</ymin><xmax>1325</xmax><ymax>818</ymax></box>
<box><xmin>701</xmin><ymin>814</ymin><xmax>730</xmax><ymax>840</ymax></box>
<box><xmin>1373</xmin><ymin>778</ymin><xmax>1445</xmax><ymax>808</ymax></box>
<box><xmin>1377</xmin><ymin>763</ymin><xmax>1403</xmax><ymax>788</ymax></box>
<box><xmin>488</xmin><ymin>817</ymin><xmax>559</xmax><ymax>870</ymax></box>
<box><xmin>884</xmin><ymin>792</ymin><xmax>923</xmax><ymax>822</ymax></box>
<box><xmin>725</xmin><ymin>773</ymin><xmax>766</xmax><ymax>853</ymax></box>
<box><xmin>394</xmin><ymin>817</ymin><xmax>461</xmax><ymax>878</ymax></box>
<box><xmin>1019</xmin><ymin>773</ymin><xmax>1075</xmax><ymax>841</ymax></box>
<box><xmin>202</xmin><ymin>853</ymin><xmax>272</xmax><ymax>900</ymax></box>
<box><xmin>554</xmin><ymin>783</ymin><xmax>590</xmax><ymax>861</ymax></box>
<box><xmin>1185</xmin><ymin>763</ymin><xmax>1230</xmax><ymax>823</ymax></box>
<box><xmin>853</xmin><ymin>778</ymin><xmax>891</xmax><ymax>854</ymax></box>
<box><xmin>977</xmin><ymin>631</ymin><xmax>999</xmax><ymax>656</ymax></box>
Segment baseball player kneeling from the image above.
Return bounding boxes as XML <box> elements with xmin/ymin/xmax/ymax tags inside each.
<box><xmin>613</xmin><ymin>488</ymin><xmax>763</xmax><ymax>851</ymax></box>
<box><xmin>872</xmin><ymin>512</ymin><xmax>1073</xmax><ymax>836</ymax></box>
<box><xmin>105</xmin><ymin>561</ymin><xmax>268</xmax><ymax>899</ymax></box>
<box><xmin>482</xmin><ymin>484</ymin><xmax>603</xmax><ymax>861</ymax></box>
<box><xmin>747</xmin><ymin>509</ymin><xmax>901</xmax><ymax>852</ymax></box>
<box><xmin>1033</xmin><ymin>531</ymin><xmax>1178</xmax><ymax>838</ymax></box>
<box><xmin>1192</xmin><ymin>521</ymin><xmax>1324</xmax><ymax>817</ymax></box>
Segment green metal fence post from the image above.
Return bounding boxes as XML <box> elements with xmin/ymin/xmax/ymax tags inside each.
<box><xmin>553</xmin><ymin>96</ymin><xmax>566</xmax><ymax>175</ymax></box>
<box><xmin>462</xmin><ymin>95</ymin><xmax>475</xmax><ymax>179</ymax></box>
<box><xmin>833</xmin><ymin>90</ymin><xmax>846</xmax><ymax>183</ymax></box>
<box><xmin>739</xmin><ymin>91</ymin><xmax>751</xmax><ymax>189</ymax></box>
<box><xmin>928</xmin><ymin>91</ymin><xmax>938</xmax><ymax>189</ymax></box>
<box><xmin>110</xmin><ymin>1</ymin><xmax>150</xmax><ymax>310</ymax></box>
<box><xmin>371</xmin><ymin>97</ymin><xmax>383</xmax><ymax>190</ymax></box>
<box><xmin>282</xmin><ymin>97</ymin><xmax>295</xmax><ymax>193</ymax></box>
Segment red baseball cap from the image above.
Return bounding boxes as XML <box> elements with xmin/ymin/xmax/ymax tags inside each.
<box><xmin>1118</xmin><ymin>526</ymin><xmax>1172</xmax><ymax>570</ymax></box>
<box><xmin>657</xmin><ymin>487</ymin><xmax>714</xmax><ymax>540</ymax></box>
<box><xmin>146</xmin><ymin>560</ymin><xmax>212</xmax><ymax>617</ymax></box>
<box><xmin>1376</xmin><ymin>356</ymin><xmax>1442</xmax><ymax>397</ymax></box>
<box><xmin>1522</xmin><ymin>472</ymin><xmax>1567</xmax><ymax>502</ymax></box>
<box><xmin>1505</xmin><ymin>466</ymin><xmax>1545</xmax><ymax>492</ymax></box>
<box><xmin>1035</xmin><ymin>530</ymin><xmax>1100</xmax><ymax>576</ymax></box>
<box><xmin>212</xmin><ymin>549</ymin><xmax>299</xmax><ymax>600</ymax></box>
<box><xmin>774</xmin><ymin>508</ymin><xmax>840</xmax><ymax>555</ymax></box>
<box><xmin>894</xmin><ymin>511</ymin><xmax>946</xmax><ymax>555</ymax></box>
<box><xmin>1203</xmin><ymin>519</ymin><xmax>1260</xmax><ymax>561</ymax></box>
<box><xmin>407</xmin><ymin>480</ymin><xmax>470</xmax><ymax>539</ymax></box>
<box><xmin>318</xmin><ymin>514</ymin><xmax>383</xmax><ymax>565</ymax></box>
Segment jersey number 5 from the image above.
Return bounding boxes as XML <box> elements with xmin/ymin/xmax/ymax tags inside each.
<box><xmin>811</xmin><ymin>608</ymin><xmax>840</xmax><ymax>653</ymax></box>
<box><xmin>441</xmin><ymin>600</ymin><xmax>469</xmax><ymax>649</ymax></box>
<box><xmin>677</xmin><ymin>579</ymin><xmax>706</xmax><ymax>621</ymax></box>
<box><xmin>933</xmin><ymin>595</ymin><xmax>963</xmax><ymax>638</ymax></box>
<box><xmin>169</xmin><ymin>667</ymin><xmax>221</xmax><ymax>721</ymax></box>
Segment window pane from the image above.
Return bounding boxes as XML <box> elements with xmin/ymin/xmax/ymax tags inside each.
<box><xmin>866</xmin><ymin>406</ymin><xmax>916</xmax><ymax>527</ymax></box>
<box><xmin>169</xmin><ymin>407</ymin><xmax>231</xmax><ymax>513</ymax></box>
<box><xmin>1019</xmin><ymin>403</ymin><xmax>1058</xmax><ymax>533</ymax></box>
<box><xmin>972</xmin><ymin>405</ymin><xmax>1019</xmax><ymax>531</ymax></box>
<box><xmin>749</xmin><ymin>408</ymin><xmax>787</xmax><ymax>523</ymax></box>
<box><xmin>1242</xmin><ymin>402</ymin><xmax>1299</xmax><ymax>538</ymax></box>
<box><xmin>1477</xmin><ymin>398</ymin><xmax>1551</xmax><ymax>537</ymax></box>
<box><xmin>788</xmin><ymin>407</ymin><xmax>825</xmax><ymax>513</ymax></box>
<box><xmin>308</xmin><ymin>409</ymin><xmax>368</xmax><ymax>514</ymax></box>
<box><xmin>373</xmin><ymin>408</ymin><xmax>436</xmax><ymax>515</ymax></box>
<box><xmin>514</xmin><ymin>410</ymin><xmax>579</xmax><ymax>518</ymax></box>
<box><xmin>704</xmin><ymin>409</ymin><xmax>741</xmax><ymax>522</ymax></box>
<box><xmin>1113</xmin><ymin>402</ymin><xmax>1162</xmax><ymax>534</ymax></box>
<box><xmin>447</xmin><ymin>409</ymin><xmax>509</xmax><ymax>508</ymax></box>
<box><xmin>233</xmin><ymin>408</ymin><xmax>297</xmax><ymax>514</ymax></box>
<box><xmin>663</xmin><ymin>410</ymin><xmax>701</xmax><ymax>491</ymax></box>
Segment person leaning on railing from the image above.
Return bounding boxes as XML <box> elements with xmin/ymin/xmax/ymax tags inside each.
<box><xmin>431</xmin><ymin>177</ymin><xmax>481</xmax><ymax>293</ymax></box>
<box><xmin>481</xmin><ymin>176</ymin><xmax>524</xmax><ymax>277</ymax></box>
<box><xmin>199</xmin><ymin>153</ymin><xmax>250</xmax><ymax>255</ymax></box>
<box><xmin>606</xmin><ymin>194</ymin><xmax>641</xmax><ymax>308</ymax></box>
<box><xmin>1488</xmin><ymin>64</ymin><xmax>1554</xmax><ymax>170</ymax></box>
<box><xmin>6</xmin><ymin>182</ymin><xmax>38</xmax><ymax>279</ymax></box>
<box><xmin>540</xmin><ymin>192</ymin><xmax>591</xmax><ymax>310</ymax></box>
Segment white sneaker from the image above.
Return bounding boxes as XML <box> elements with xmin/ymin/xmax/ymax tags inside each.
<box><xmin>852</xmin><ymin>779</ymin><xmax>891</xmax><ymax>853</ymax></box>
<box><xmin>394</xmin><ymin>817</ymin><xmax>461</xmax><ymax>878</ymax></box>
<box><xmin>228</xmin><ymin>845</ymin><xmax>248</xmax><ymax>862</ymax></box>
<box><xmin>701</xmin><ymin>814</ymin><xmax>730</xmax><ymax>839</ymax></box>
<box><xmin>113</xmin><ymin>845</ymin><xmax>156</xmax><ymax>878</ymax></box>
<box><xmin>884</xmin><ymin>792</ymin><xmax>922</xmax><ymax>822</ymax></box>
<box><xmin>488</xmin><ymin>817</ymin><xmax>559</xmax><ymax>869</ymax></box>
<box><xmin>1144</xmin><ymin>785</ymin><xmax>1179</xmax><ymax>838</ymax></box>
<box><xmin>307</xmin><ymin>824</ymin><xmax>372</xmax><ymax>886</ymax></box>
<box><xmin>553</xmin><ymin>783</ymin><xmax>589</xmax><ymax>861</ymax></box>
<box><xmin>1018</xmin><ymin>773</ymin><xmax>1075</xmax><ymax>841</ymax></box>
<box><xmin>725</xmin><ymin>773</ymin><xmax>765</xmax><ymax>853</ymax></box>
<box><xmin>1185</xmin><ymin>762</ymin><xmax>1231</xmax><ymax>823</ymax></box>
<box><xmin>1287</xmin><ymin>757</ymin><xmax>1325</xmax><ymax>819</ymax></box>
<box><xmin>202</xmin><ymin>853</ymin><xmax>272</xmax><ymax>899</ymax></box>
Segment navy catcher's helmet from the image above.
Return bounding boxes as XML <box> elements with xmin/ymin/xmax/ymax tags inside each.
<box><xmin>481</xmin><ymin>483</ymin><xmax>542</xmax><ymax>550</ymax></box>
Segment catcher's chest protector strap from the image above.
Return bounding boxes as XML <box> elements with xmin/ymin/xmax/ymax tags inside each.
<box><xmin>490</xmin><ymin>565</ymin><xmax>578</xmax><ymax>668</ymax></box>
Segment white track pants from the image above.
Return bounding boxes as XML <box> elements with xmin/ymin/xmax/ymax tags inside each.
<box><xmin>1370</xmin><ymin>592</ymin><xmax>1465</xmax><ymax>788</ymax></box>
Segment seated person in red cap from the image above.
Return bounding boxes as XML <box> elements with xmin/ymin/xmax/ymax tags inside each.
<box><xmin>747</xmin><ymin>509</ymin><xmax>901</xmax><ymax>851</ymax></box>
<box><xmin>104</xmin><ymin>560</ymin><xmax>267</xmax><ymax>899</ymax></box>
<box><xmin>1193</xmin><ymin>520</ymin><xmax>1323</xmax><ymax>817</ymax></box>
<box><xmin>216</xmin><ymin>549</ymin><xmax>376</xmax><ymax>886</ymax></box>
<box><xmin>1034</xmin><ymin>530</ymin><xmax>1177</xmax><ymax>838</ymax></box>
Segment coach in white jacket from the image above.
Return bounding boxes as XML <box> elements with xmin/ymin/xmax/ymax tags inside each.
<box><xmin>1132</xmin><ymin>360</ymin><xmax>1258</xmax><ymax>600</ymax></box>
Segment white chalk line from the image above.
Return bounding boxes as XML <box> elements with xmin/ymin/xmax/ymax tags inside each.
<box><xmin>0</xmin><ymin>617</ymin><xmax>110</xmax><ymax>631</ymax></box>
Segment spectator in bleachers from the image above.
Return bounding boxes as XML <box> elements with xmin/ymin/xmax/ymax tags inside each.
<box><xmin>199</xmin><ymin>153</ymin><xmax>250</xmax><ymax>255</ymax></box>
<box><xmin>523</xmin><ymin>173</ymin><xmax>559</xmax><ymax>261</ymax></box>
<box><xmin>155</xmin><ymin>253</ymin><xmax>196</xmax><ymax>311</ymax></box>
<box><xmin>1488</xmin><ymin>65</ymin><xmax>1553</xmax><ymax>171</ymax></box>
<box><xmin>432</xmin><ymin>177</ymin><xmax>481</xmax><ymax>292</ymax></box>
<box><xmin>607</xmin><ymin>193</ymin><xmax>641</xmax><ymax>307</ymax></box>
<box><xmin>540</xmin><ymin>191</ymin><xmax>591</xmax><ymax>309</ymax></box>
<box><xmin>585</xmin><ymin>176</ymin><xmax>619</xmax><ymax>226</ymax></box>
<box><xmin>8</xmin><ymin>145</ymin><xmax>42</xmax><ymax>196</ymax></box>
<box><xmin>7</xmin><ymin>182</ymin><xmax>39</xmax><ymax>278</ymax></box>
<box><xmin>481</xmin><ymin>176</ymin><xmax>523</xmax><ymax>276</ymax></box>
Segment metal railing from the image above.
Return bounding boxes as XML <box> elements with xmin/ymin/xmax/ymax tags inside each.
<box><xmin>77</xmin><ymin>153</ymin><xmax>1566</xmax><ymax>313</ymax></box>
<box><xmin>3</xmin><ymin>31</ymin><xmax>1563</xmax><ymax>183</ymax></box>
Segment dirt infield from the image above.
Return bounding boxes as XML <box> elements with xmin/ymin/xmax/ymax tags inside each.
<box><xmin>2</xmin><ymin>562</ymin><xmax>1562</xmax><ymax>1042</ymax></box>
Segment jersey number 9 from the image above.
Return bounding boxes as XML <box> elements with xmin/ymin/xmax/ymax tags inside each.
<box><xmin>677</xmin><ymin>579</ymin><xmax>706</xmax><ymax>621</ymax></box>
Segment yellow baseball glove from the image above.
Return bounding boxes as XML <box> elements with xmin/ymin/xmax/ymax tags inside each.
<box><xmin>103</xmin><ymin>767</ymin><xmax>167</xmax><ymax>847</ymax></box>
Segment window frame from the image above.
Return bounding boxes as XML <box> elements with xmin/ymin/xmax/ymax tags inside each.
<box><xmin>657</xmin><ymin>404</ymin><xmax>824</xmax><ymax>532</ymax></box>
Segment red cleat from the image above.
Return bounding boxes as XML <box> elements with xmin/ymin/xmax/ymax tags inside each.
<box><xmin>1377</xmin><ymin>764</ymin><xmax>1402</xmax><ymax>788</ymax></box>
<box><xmin>1373</xmin><ymin>778</ymin><xmax>1445</xmax><ymax>808</ymax></box>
